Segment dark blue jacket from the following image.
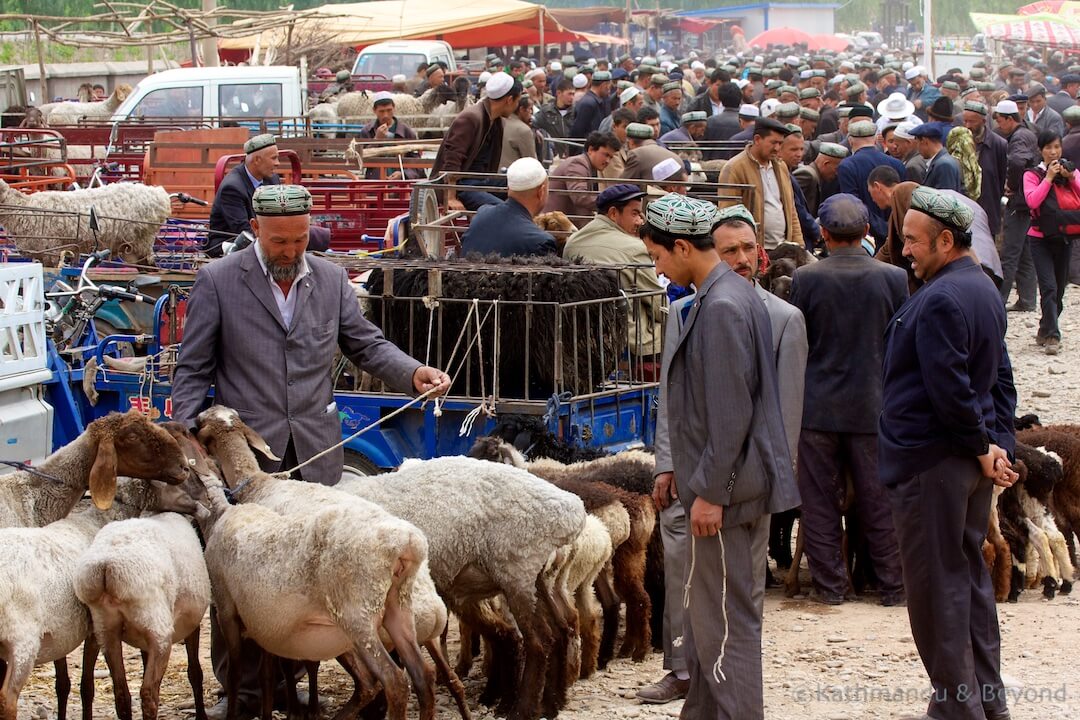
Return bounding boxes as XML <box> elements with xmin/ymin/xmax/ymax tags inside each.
<box><xmin>789</xmin><ymin>247</ymin><xmax>908</xmax><ymax>434</ymax></box>
<box><xmin>208</xmin><ymin>164</ymin><xmax>281</xmax><ymax>256</ymax></box>
<box><xmin>570</xmin><ymin>91</ymin><xmax>607</xmax><ymax>141</ymax></box>
<box><xmin>838</xmin><ymin>147</ymin><xmax>906</xmax><ymax>244</ymax></box>
<box><xmin>460</xmin><ymin>198</ymin><xmax>557</xmax><ymax>258</ymax></box>
<box><xmin>976</xmin><ymin>128</ymin><xmax>1008</xmax><ymax>236</ymax></box>
<box><xmin>923</xmin><ymin>148</ymin><xmax>964</xmax><ymax>194</ymax></box>
<box><xmin>879</xmin><ymin>257</ymin><xmax>1016</xmax><ymax>486</ymax></box>
<box><xmin>789</xmin><ymin>170</ymin><xmax>820</xmax><ymax>251</ymax></box>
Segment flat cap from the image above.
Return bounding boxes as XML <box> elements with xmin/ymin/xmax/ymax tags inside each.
<box><xmin>910</xmin><ymin>185</ymin><xmax>973</xmax><ymax>231</ymax></box>
<box><xmin>645</xmin><ymin>193</ymin><xmax>717</xmax><ymax>237</ymax></box>
<box><xmin>715</xmin><ymin>203</ymin><xmax>757</xmax><ymax>230</ymax></box>
<box><xmin>681</xmin><ymin>110</ymin><xmax>707</xmax><ymax>123</ymax></box>
<box><xmin>596</xmin><ymin>183</ymin><xmax>645</xmax><ymax>211</ymax></box>
<box><xmin>1008</xmin><ymin>93</ymin><xmax>1029</xmax><ymax>103</ymax></box>
<box><xmin>755</xmin><ymin>116</ymin><xmax>792</xmax><ymax>135</ymax></box>
<box><xmin>908</xmin><ymin>122</ymin><xmax>946</xmax><ymax>141</ymax></box>
<box><xmin>252</xmin><ymin>184</ymin><xmax>311</xmax><ymax>217</ymax></box>
<box><xmin>817</xmin><ymin>142</ymin><xmax>849</xmax><ymax>159</ymax></box>
<box><xmin>819</xmin><ymin>193</ymin><xmax>869</xmax><ymax>234</ymax></box>
<box><xmin>244</xmin><ymin>133</ymin><xmax>277</xmax><ymax>154</ymax></box>
<box><xmin>799</xmin><ymin>87</ymin><xmax>822</xmax><ymax>100</ymax></box>
<box><xmin>1063</xmin><ymin>105</ymin><xmax>1080</xmax><ymax>124</ymax></box>
<box><xmin>1028</xmin><ymin>83</ymin><xmax>1048</xmax><ymax>98</ymax></box>
<box><xmin>799</xmin><ymin>107</ymin><xmax>820</xmax><ymax>121</ymax></box>
<box><xmin>775</xmin><ymin>102</ymin><xmax>800</xmax><ymax>119</ymax></box>
<box><xmin>626</xmin><ymin>122</ymin><xmax>654</xmax><ymax>139</ymax></box>
<box><xmin>1061</xmin><ymin>73</ymin><xmax>1080</xmax><ymax>85</ymax></box>
<box><xmin>847</xmin><ymin>120</ymin><xmax>877</xmax><ymax>138</ymax></box>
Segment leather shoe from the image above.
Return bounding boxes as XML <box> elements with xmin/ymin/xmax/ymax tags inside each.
<box><xmin>636</xmin><ymin>672</ymin><xmax>689</xmax><ymax>704</ymax></box>
<box><xmin>881</xmin><ymin>592</ymin><xmax>907</xmax><ymax>607</ymax></box>
<box><xmin>1007</xmin><ymin>301</ymin><xmax>1036</xmax><ymax>312</ymax></box>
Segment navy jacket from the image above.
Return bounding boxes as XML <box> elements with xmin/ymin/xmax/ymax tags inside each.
<box><xmin>790</xmin><ymin>170</ymin><xmax>820</xmax><ymax>251</ymax></box>
<box><xmin>923</xmin><ymin>148</ymin><xmax>964</xmax><ymax>194</ymax></box>
<box><xmin>879</xmin><ymin>257</ymin><xmax>1017</xmax><ymax>486</ymax></box>
<box><xmin>460</xmin><ymin>198</ymin><xmax>557</xmax><ymax>257</ymax></box>
<box><xmin>208</xmin><ymin>164</ymin><xmax>281</xmax><ymax>256</ymax></box>
<box><xmin>838</xmin><ymin>147</ymin><xmax>906</xmax><ymax>244</ymax></box>
<box><xmin>976</xmin><ymin>128</ymin><xmax>1009</xmax><ymax>236</ymax></box>
<box><xmin>789</xmin><ymin>247</ymin><xmax>908</xmax><ymax>434</ymax></box>
<box><xmin>570</xmin><ymin>91</ymin><xmax>607</xmax><ymax>142</ymax></box>
<box><xmin>704</xmin><ymin>108</ymin><xmax>742</xmax><ymax>158</ymax></box>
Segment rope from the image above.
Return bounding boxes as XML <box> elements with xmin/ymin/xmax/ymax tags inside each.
<box><xmin>457</xmin><ymin>298</ymin><xmax>495</xmax><ymax>437</ymax></box>
<box><xmin>0</xmin><ymin>460</ymin><xmax>66</xmax><ymax>485</ymax></box>
<box><xmin>680</xmin><ymin>530</ymin><xmax>730</xmax><ymax>684</ymax></box>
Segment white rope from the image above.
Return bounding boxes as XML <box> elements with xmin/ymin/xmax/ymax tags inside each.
<box><xmin>432</xmin><ymin>300</ymin><xmax>477</xmax><ymax>418</ymax></box>
<box><xmin>680</xmin><ymin>530</ymin><xmax>730</xmax><ymax>684</ymax></box>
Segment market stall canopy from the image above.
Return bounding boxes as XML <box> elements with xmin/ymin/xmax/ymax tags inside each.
<box><xmin>971</xmin><ymin>11</ymin><xmax>1080</xmax><ymax>47</ymax></box>
<box><xmin>1018</xmin><ymin>1</ymin><xmax>1080</xmax><ymax>16</ymax></box>
<box><xmin>748</xmin><ymin>27</ymin><xmax>813</xmax><ymax>48</ymax></box>
<box><xmin>676</xmin><ymin>18</ymin><xmax>725</xmax><ymax>34</ymax></box>
<box><xmin>219</xmin><ymin>0</ymin><xmax>625</xmax><ymax>54</ymax></box>
<box><xmin>548</xmin><ymin>7</ymin><xmax>628</xmax><ymax>29</ymax></box>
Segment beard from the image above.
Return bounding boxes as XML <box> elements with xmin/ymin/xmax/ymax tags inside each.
<box><xmin>268</xmin><ymin>257</ymin><xmax>302</xmax><ymax>283</ymax></box>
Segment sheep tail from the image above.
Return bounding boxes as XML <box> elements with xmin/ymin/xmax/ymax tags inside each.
<box><xmin>678</xmin><ymin>531</ymin><xmax>730</xmax><ymax>684</ymax></box>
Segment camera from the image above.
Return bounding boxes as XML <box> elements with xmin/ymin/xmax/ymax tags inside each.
<box><xmin>1053</xmin><ymin>158</ymin><xmax>1075</xmax><ymax>184</ymax></box>
<box><xmin>1061</xmin><ymin>159</ymin><xmax>1075</xmax><ymax>173</ymax></box>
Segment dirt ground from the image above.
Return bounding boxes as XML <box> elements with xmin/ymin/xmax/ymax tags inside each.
<box><xmin>14</xmin><ymin>294</ymin><xmax>1080</xmax><ymax>720</ymax></box>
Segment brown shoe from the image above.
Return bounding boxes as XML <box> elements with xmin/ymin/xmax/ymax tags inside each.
<box><xmin>636</xmin><ymin>672</ymin><xmax>689</xmax><ymax>704</ymax></box>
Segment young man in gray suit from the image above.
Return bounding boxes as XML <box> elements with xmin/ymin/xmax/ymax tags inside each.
<box><xmin>639</xmin><ymin>194</ymin><xmax>800</xmax><ymax>719</ymax></box>
<box><xmin>172</xmin><ymin>184</ymin><xmax>450</xmax><ymax>718</ymax></box>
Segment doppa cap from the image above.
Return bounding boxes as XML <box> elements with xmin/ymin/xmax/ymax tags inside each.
<box><xmin>1063</xmin><ymin>105</ymin><xmax>1080</xmax><ymax>124</ymax></box>
<box><xmin>252</xmin><ymin>184</ymin><xmax>311</xmax><ymax>217</ymax></box>
<box><xmin>681</xmin><ymin>110</ymin><xmax>707</xmax><ymax>123</ymax></box>
<box><xmin>847</xmin><ymin>120</ymin><xmax>877</xmax><ymax>137</ymax></box>
<box><xmin>626</xmin><ymin>122</ymin><xmax>654</xmax><ymax>139</ymax></box>
<box><xmin>662</xmin><ymin>81</ymin><xmax>682</xmax><ymax>94</ymax></box>
<box><xmin>244</xmin><ymin>133</ymin><xmax>277</xmax><ymax>154</ymax></box>
<box><xmin>963</xmin><ymin>100</ymin><xmax>988</xmax><ymax>116</ymax></box>
<box><xmin>910</xmin><ymin>185</ymin><xmax>974</xmax><ymax>231</ymax></box>
<box><xmin>715</xmin><ymin>203</ymin><xmax>757</xmax><ymax>230</ymax></box>
<box><xmin>335</xmin><ymin>69</ymin><xmax>351</xmax><ymax>83</ymax></box>
<box><xmin>644</xmin><ymin>193</ymin><xmax>718</xmax><ymax>237</ymax></box>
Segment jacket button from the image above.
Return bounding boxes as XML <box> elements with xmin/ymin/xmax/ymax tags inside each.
<box><xmin>727</xmin><ymin>481</ymin><xmax>735</xmax><ymax>491</ymax></box>
<box><xmin>730</xmin><ymin>472</ymin><xmax>736</xmax><ymax>479</ymax></box>
<box><xmin>288</xmin><ymin>379</ymin><xmax>295</xmax><ymax>386</ymax></box>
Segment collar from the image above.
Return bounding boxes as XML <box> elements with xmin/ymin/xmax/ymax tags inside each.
<box><xmin>244</xmin><ymin>165</ymin><xmax>263</xmax><ymax>190</ymax></box>
<box><xmin>590</xmin><ymin>212</ymin><xmax>633</xmax><ymax>235</ymax></box>
<box><xmin>829</xmin><ymin>245</ymin><xmax>868</xmax><ymax>257</ymax></box>
<box><xmin>927</xmin><ymin>254</ymin><xmax>976</xmax><ymax>282</ymax></box>
<box><xmin>253</xmin><ymin>239</ymin><xmax>311</xmax><ymax>285</ymax></box>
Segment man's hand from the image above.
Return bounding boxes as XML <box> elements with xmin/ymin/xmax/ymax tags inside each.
<box><xmin>978</xmin><ymin>444</ymin><xmax>1017</xmax><ymax>488</ymax></box>
<box><xmin>690</xmin><ymin>496</ymin><xmax>724</xmax><ymax>537</ymax></box>
<box><xmin>413</xmin><ymin>366</ymin><xmax>451</xmax><ymax>397</ymax></box>
<box><xmin>652</xmin><ymin>472</ymin><xmax>677</xmax><ymax>511</ymax></box>
<box><xmin>375</xmin><ymin>122</ymin><xmax>391</xmax><ymax>139</ymax></box>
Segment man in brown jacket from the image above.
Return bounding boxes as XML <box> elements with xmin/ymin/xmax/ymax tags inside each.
<box><xmin>621</xmin><ymin>122</ymin><xmax>683</xmax><ymax>186</ymax></box>
<box><xmin>431</xmin><ymin>72</ymin><xmax>521</xmax><ymax>211</ymax></box>
<box><xmin>544</xmin><ymin>131</ymin><xmax>621</xmax><ymax>227</ymax></box>
<box><xmin>718</xmin><ymin>117</ymin><xmax>804</xmax><ymax>249</ymax></box>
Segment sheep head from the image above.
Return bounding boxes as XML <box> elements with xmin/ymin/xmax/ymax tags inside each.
<box><xmin>468</xmin><ymin>436</ymin><xmax>528</xmax><ymax>468</ymax></box>
<box><xmin>86</xmin><ymin>410</ymin><xmax>191</xmax><ymax>509</ymax></box>
<box><xmin>195</xmin><ymin>406</ymin><xmax>281</xmax><ymax>489</ymax></box>
<box><xmin>114</xmin><ymin>84</ymin><xmax>133</xmax><ymax>103</ymax></box>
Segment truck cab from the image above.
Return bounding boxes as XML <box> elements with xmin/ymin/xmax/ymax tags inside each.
<box><xmin>110</xmin><ymin>66</ymin><xmax>305</xmax><ymax>123</ymax></box>
<box><xmin>352</xmin><ymin>41</ymin><xmax>457</xmax><ymax>88</ymax></box>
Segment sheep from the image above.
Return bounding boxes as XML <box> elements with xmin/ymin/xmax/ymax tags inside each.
<box><xmin>335</xmin><ymin>455</ymin><xmax>587</xmax><ymax>720</ymax></box>
<box><xmin>194</xmin><ymin>406</ymin><xmax>435</xmax><ymax>720</ymax></box>
<box><xmin>72</xmin><ymin>424</ymin><xmax>215</xmax><ymax>720</ymax></box>
<box><xmin>0</xmin><ymin>179</ymin><xmax>171</xmax><ymax>266</ymax></box>
<box><xmin>0</xmin><ymin>475</ymin><xmax>208</xmax><ymax>720</ymax></box>
<box><xmin>44</xmin><ymin>84</ymin><xmax>132</xmax><ymax>126</ymax></box>
<box><xmin>1018</xmin><ymin>428</ymin><xmax>1080</xmax><ymax>578</ymax></box>
<box><xmin>984</xmin><ymin>485</ymin><xmax>1013</xmax><ymax>602</ymax></box>
<box><xmin>0</xmin><ymin>410</ymin><xmax>191</xmax><ymax>529</ymax></box>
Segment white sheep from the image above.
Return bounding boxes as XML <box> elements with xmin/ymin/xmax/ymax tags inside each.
<box><xmin>0</xmin><ymin>410</ymin><xmax>191</xmax><ymax>529</ymax></box>
<box><xmin>336</xmin><ymin>455</ymin><xmax>587</xmax><ymax>720</ymax></box>
<box><xmin>0</xmin><ymin>475</ymin><xmax>207</xmax><ymax>720</ymax></box>
<box><xmin>0</xmin><ymin>179</ymin><xmax>171</xmax><ymax>266</ymax></box>
<box><xmin>44</xmin><ymin>85</ymin><xmax>133</xmax><ymax>126</ymax></box>
<box><xmin>194</xmin><ymin>406</ymin><xmax>435</xmax><ymax>720</ymax></box>
<box><xmin>1019</xmin><ymin>449</ymin><xmax>1076</xmax><ymax>590</ymax></box>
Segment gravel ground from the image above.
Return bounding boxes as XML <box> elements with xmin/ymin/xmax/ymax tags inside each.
<box><xmin>14</xmin><ymin>291</ymin><xmax>1080</xmax><ymax>720</ymax></box>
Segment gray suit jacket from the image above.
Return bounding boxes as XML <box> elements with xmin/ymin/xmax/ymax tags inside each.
<box><xmin>663</xmin><ymin>263</ymin><xmax>800</xmax><ymax>527</ymax></box>
<box><xmin>171</xmin><ymin>247</ymin><xmax>421</xmax><ymax>484</ymax></box>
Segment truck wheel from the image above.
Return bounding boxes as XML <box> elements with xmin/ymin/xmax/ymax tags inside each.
<box><xmin>343</xmin><ymin>449</ymin><xmax>382</xmax><ymax>477</ymax></box>
<box><xmin>409</xmin><ymin>187</ymin><xmax>443</xmax><ymax>258</ymax></box>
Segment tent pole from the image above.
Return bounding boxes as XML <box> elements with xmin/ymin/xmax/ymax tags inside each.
<box><xmin>539</xmin><ymin>7</ymin><xmax>545</xmax><ymax>65</ymax></box>
<box><xmin>625</xmin><ymin>0</ymin><xmax>631</xmax><ymax>50</ymax></box>
<box><xmin>32</xmin><ymin>20</ymin><xmax>47</xmax><ymax>104</ymax></box>
<box><xmin>922</xmin><ymin>0</ymin><xmax>932</xmax><ymax>78</ymax></box>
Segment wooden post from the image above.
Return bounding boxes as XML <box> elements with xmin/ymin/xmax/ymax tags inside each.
<box><xmin>188</xmin><ymin>21</ymin><xmax>199</xmax><ymax>67</ymax></box>
<box><xmin>285</xmin><ymin>20</ymin><xmax>294</xmax><ymax>66</ymax></box>
<box><xmin>625</xmin><ymin>0</ymin><xmax>631</xmax><ymax>49</ymax></box>
<box><xmin>538</xmin><ymin>7</ymin><xmax>545</xmax><ymax>64</ymax></box>
<box><xmin>32</xmin><ymin>20</ymin><xmax>47</xmax><ymax>105</ymax></box>
<box><xmin>202</xmin><ymin>0</ymin><xmax>219</xmax><ymax>67</ymax></box>
<box><xmin>146</xmin><ymin>44</ymin><xmax>154</xmax><ymax>75</ymax></box>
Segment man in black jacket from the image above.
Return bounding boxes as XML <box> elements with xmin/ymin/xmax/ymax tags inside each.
<box><xmin>962</xmin><ymin>101</ymin><xmax>1008</xmax><ymax>237</ymax></box>
<box><xmin>993</xmin><ymin>99</ymin><xmax>1039</xmax><ymax>311</ymax></box>
<box><xmin>881</xmin><ymin>186</ymin><xmax>1017</xmax><ymax>720</ymax></box>
<box><xmin>208</xmin><ymin>134</ymin><xmax>281</xmax><ymax>257</ymax></box>
<box><xmin>703</xmin><ymin>82</ymin><xmax>743</xmax><ymax>159</ymax></box>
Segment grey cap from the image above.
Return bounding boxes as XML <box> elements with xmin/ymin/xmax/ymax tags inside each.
<box><xmin>1064</xmin><ymin>105</ymin><xmax>1080</xmax><ymax>125</ymax></box>
<box><xmin>681</xmin><ymin>110</ymin><xmax>707</xmax><ymax>123</ymax></box>
<box><xmin>799</xmin><ymin>107</ymin><xmax>820</xmax><ymax>121</ymax></box>
<box><xmin>817</xmin><ymin>142</ymin><xmax>849</xmax><ymax>159</ymax></box>
<box><xmin>775</xmin><ymin>102</ymin><xmax>800</xmax><ymax>119</ymax></box>
<box><xmin>847</xmin><ymin>120</ymin><xmax>877</xmax><ymax>138</ymax></box>
<box><xmin>243</xmin><ymin>133</ymin><xmax>277</xmax><ymax>154</ymax></box>
<box><xmin>819</xmin><ymin>193</ymin><xmax>868</xmax><ymax>234</ymax></box>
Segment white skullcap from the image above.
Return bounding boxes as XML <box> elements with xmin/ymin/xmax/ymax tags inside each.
<box><xmin>620</xmin><ymin>86</ymin><xmax>642</xmax><ymax>105</ymax></box>
<box><xmin>893</xmin><ymin>121</ymin><xmax>920</xmax><ymax>140</ymax></box>
<box><xmin>902</xmin><ymin>60</ymin><xmax>914</xmax><ymax>72</ymax></box>
<box><xmin>371</xmin><ymin>91</ymin><xmax>394</xmax><ymax>105</ymax></box>
<box><xmin>478</xmin><ymin>70</ymin><xmax>492</xmax><ymax>84</ymax></box>
<box><xmin>587</xmin><ymin>58</ymin><xmax>597</xmax><ymax>67</ymax></box>
<box><xmin>993</xmin><ymin>99</ymin><xmax>1020</xmax><ymax>115</ymax></box>
<box><xmin>550</xmin><ymin>61</ymin><xmax>563</xmax><ymax>71</ymax></box>
<box><xmin>754</xmin><ymin>55</ymin><xmax>764</xmax><ymax>64</ymax></box>
<box><xmin>839</xmin><ymin>60</ymin><xmax>855</xmax><ymax>71</ymax></box>
<box><xmin>651</xmin><ymin>157</ymin><xmax>683</xmax><ymax>181</ymax></box>
<box><xmin>785</xmin><ymin>55</ymin><xmax>800</xmax><ymax>66</ymax></box>
<box><xmin>691</xmin><ymin>60</ymin><xmax>706</xmax><ymax>70</ymax></box>
<box><xmin>391</xmin><ymin>74</ymin><xmax>407</xmax><ymax>83</ymax></box>
<box><xmin>525</xmin><ymin>68</ymin><xmax>544</xmax><ymax>81</ymax></box>
<box><xmin>572</xmin><ymin>73</ymin><xmax>588</xmax><ymax>89</ymax></box>
<box><xmin>661</xmin><ymin>61</ymin><xmax>674</xmax><ymax>71</ymax></box>
<box><xmin>761</xmin><ymin>98</ymin><xmax>780</xmax><ymax>117</ymax></box>
<box><xmin>734</xmin><ymin>79</ymin><xmax>749</xmax><ymax>89</ymax></box>
<box><xmin>904</xmin><ymin>66</ymin><xmax>922</xmax><ymax>80</ymax></box>
<box><xmin>689</xmin><ymin>50</ymin><xmax>699</xmax><ymax>59</ymax></box>
<box><xmin>507</xmin><ymin>157</ymin><xmax>548</xmax><ymax>191</ymax></box>
<box><xmin>486</xmin><ymin>72</ymin><xmax>514</xmax><ymax>99</ymax></box>
<box><xmin>739</xmin><ymin>103</ymin><xmax>760</xmax><ymax>118</ymax></box>
<box><xmin>800</xmin><ymin>69</ymin><xmax>813</xmax><ymax>80</ymax></box>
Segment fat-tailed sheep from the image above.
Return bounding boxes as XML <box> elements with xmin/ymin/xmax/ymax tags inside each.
<box><xmin>44</xmin><ymin>85</ymin><xmax>132</xmax><ymax>126</ymax></box>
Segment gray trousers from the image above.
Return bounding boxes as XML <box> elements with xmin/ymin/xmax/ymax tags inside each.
<box><xmin>999</xmin><ymin>207</ymin><xmax>1037</xmax><ymax>307</ymax></box>
<box><xmin>660</xmin><ymin>500</ymin><xmax>688</xmax><ymax>674</ymax></box>
<box><xmin>887</xmin><ymin>456</ymin><xmax>1007</xmax><ymax>720</ymax></box>
<box><xmin>680</xmin><ymin>512</ymin><xmax>769</xmax><ymax>720</ymax></box>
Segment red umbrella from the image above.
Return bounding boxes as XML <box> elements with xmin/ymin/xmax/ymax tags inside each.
<box><xmin>747</xmin><ymin>27</ymin><xmax>813</xmax><ymax>48</ymax></box>
<box><xmin>808</xmin><ymin>33</ymin><xmax>851</xmax><ymax>52</ymax></box>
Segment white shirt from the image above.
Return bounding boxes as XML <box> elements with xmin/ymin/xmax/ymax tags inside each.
<box><xmin>711</xmin><ymin>99</ymin><xmax>723</xmax><ymax>116</ymax></box>
<box><xmin>254</xmin><ymin>241</ymin><xmax>311</xmax><ymax>329</ymax></box>
<box><xmin>758</xmin><ymin>161</ymin><xmax>786</xmax><ymax>249</ymax></box>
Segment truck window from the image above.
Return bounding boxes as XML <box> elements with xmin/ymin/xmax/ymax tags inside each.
<box><xmin>354</xmin><ymin>53</ymin><xmax>426</xmax><ymax>79</ymax></box>
<box><xmin>220</xmin><ymin>83</ymin><xmax>283</xmax><ymax>118</ymax></box>
<box><xmin>132</xmin><ymin>86</ymin><xmax>203</xmax><ymax>118</ymax></box>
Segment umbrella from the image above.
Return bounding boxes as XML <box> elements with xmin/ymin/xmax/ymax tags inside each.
<box><xmin>747</xmin><ymin>27</ymin><xmax>813</xmax><ymax>48</ymax></box>
<box><xmin>1018</xmin><ymin>0</ymin><xmax>1080</xmax><ymax>15</ymax></box>
<box><xmin>971</xmin><ymin>11</ymin><xmax>1080</xmax><ymax>47</ymax></box>
<box><xmin>808</xmin><ymin>33</ymin><xmax>851</xmax><ymax>52</ymax></box>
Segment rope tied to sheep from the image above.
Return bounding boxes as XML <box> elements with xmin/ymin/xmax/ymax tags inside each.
<box><xmin>0</xmin><ymin>460</ymin><xmax>67</xmax><ymax>485</ymax></box>
<box><xmin>677</xmin><ymin>530</ymin><xmax>731</xmax><ymax>684</ymax></box>
<box><xmin>432</xmin><ymin>298</ymin><xmax>497</xmax><ymax>433</ymax></box>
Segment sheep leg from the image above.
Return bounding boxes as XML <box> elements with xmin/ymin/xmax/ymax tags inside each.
<box><xmin>592</xmin><ymin>567</ymin><xmax>619</xmax><ymax>669</ymax></box>
<box><xmin>784</xmin><ymin>519</ymin><xmax>805</xmax><ymax>597</ymax></box>
<box><xmin>279</xmin><ymin>659</ymin><xmax>302</xmax><ymax>720</ymax></box>
<box><xmin>54</xmin><ymin>659</ymin><xmax>70</xmax><ymax>720</ymax></box>
<box><xmin>304</xmin><ymin>662</ymin><xmax>320</xmax><ymax>720</ymax></box>
<box><xmin>353</xmin><ymin>636</ymin><xmax>408</xmax><ymax>720</ymax></box>
<box><xmin>424</xmin><ymin>640</ymin><xmax>471</xmax><ymax>720</ymax></box>
<box><xmin>184</xmin><ymin>628</ymin><xmax>207</xmax><ymax>720</ymax></box>
<box><xmin>458</xmin><ymin>601</ymin><xmax>518</xmax><ymax>710</ymax></box>
<box><xmin>504</xmin><ymin>577</ymin><xmax>554</xmax><ymax>720</ymax></box>
<box><xmin>537</xmin><ymin>576</ymin><xmax>571</xmax><ymax>719</ymax></box>
<box><xmin>576</xmin><ymin>585</ymin><xmax>601</xmax><ymax>679</ymax></box>
<box><xmin>80</xmin><ymin>632</ymin><xmax>100</xmax><ymax>720</ymax></box>
<box><xmin>612</xmin><ymin>543</ymin><xmax>652</xmax><ymax>662</ymax></box>
<box><xmin>381</xmin><ymin>587</ymin><xmax>435</xmax><ymax>720</ymax></box>
<box><xmin>259</xmin><ymin>649</ymin><xmax>275</xmax><ymax>720</ymax></box>
<box><xmin>453</xmin><ymin>618</ymin><xmax>478</xmax><ymax>679</ymax></box>
<box><xmin>140</xmin><ymin>640</ymin><xmax>172</xmax><ymax>720</ymax></box>
<box><xmin>331</xmin><ymin>653</ymin><xmax>380</xmax><ymax>720</ymax></box>
<box><xmin>102</xmin><ymin>622</ymin><xmax>133</xmax><ymax>720</ymax></box>
<box><xmin>1</xmin><ymin>651</ymin><xmax>33</xmax><ymax>720</ymax></box>
<box><xmin>217</xmin><ymin>602</ymin><xmax>246</xmax><ymax>720</ymax></box>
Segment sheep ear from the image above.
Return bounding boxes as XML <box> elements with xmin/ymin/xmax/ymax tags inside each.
<box><xmin>89</xmin><ymin>434</ymin><xmax>118</xmax><ymax>510</ymax></box>
<box><xmin>241</xmin><ymin>423</ymin><xmax>280</xmax><ymax>462</ymax></box>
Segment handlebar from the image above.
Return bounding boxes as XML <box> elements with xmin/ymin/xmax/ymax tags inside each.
<box><xmin>171</xmin><ymin>192</ymin><xmax>209</xmax><ymax>207</ymax></box>
<box><xmin>98</xmin><ymin>285</ymin><xmax>154</xmax><ymax>304</ymax></box>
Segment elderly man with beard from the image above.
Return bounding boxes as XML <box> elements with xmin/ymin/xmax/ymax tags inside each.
<box><xmin>173</xmin><ymin>184</ymin><xmax>450</xmax><ymax>719</ymax></box>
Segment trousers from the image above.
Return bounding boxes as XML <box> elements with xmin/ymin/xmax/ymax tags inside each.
<box><xmin>660</xmin><ymin>499</ymin><xmax>689</xmax><ymax>673</ymax></box>
<box><xmin>999</xmin><ymin>207</ymin><xmax>1037</xmax><ymax>307</ymax></box>
<box><xmin>1030</xmin><ymin>236</ymin><xmax>1073</xmax><ymax>340</ymax></box>
<box><xmin>680</xmin><ymin>513</ymin><xmax>769</xmax><ymax>720</ymax></box>
<box><xmin>887</xmin><ymin>456</ymin><xmax>1007</xmax><ymax>720</ymax></box>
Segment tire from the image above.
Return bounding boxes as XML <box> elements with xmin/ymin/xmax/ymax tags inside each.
<box><xmin>343</xmin><ymin>449</ymin><xmax>383</xmax><ymax>477</ymax></box>
<box><xmin>407</xmin><ymin>186</ymin><xmax>443</xmax><ymax>258</ymax></box>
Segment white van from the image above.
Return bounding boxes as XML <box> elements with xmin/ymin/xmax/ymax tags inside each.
<box><xmin>353</xmin><ymin>41</ymin><xmax>457</xmax><ymax>81</ymax></box>
<box><xmin>110</xmin><ymin>66</ymin><xmax>306</xmax><ymax>122</ymax></box>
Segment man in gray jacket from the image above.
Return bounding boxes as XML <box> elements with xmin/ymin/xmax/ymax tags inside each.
<box><xmin>639</xmin><ymin>195</ymin><xmax>800</xmax><ymax>719</ymax></box>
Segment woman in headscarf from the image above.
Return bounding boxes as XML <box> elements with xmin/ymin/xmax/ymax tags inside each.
<box><xmin>877</xmin><ymin>180</ymin><xmax>921</xmax><ymax>294</ymax></box>
<box><xmin>947</xmin><ymin>126</ymin><xmax>982</xmax><ymax>199</ymax></box>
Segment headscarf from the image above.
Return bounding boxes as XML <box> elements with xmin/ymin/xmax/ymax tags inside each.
<box><xmin>947</xmin><ymin>126</ymin><xmax>982</xmax><ymax>200</ymax></box>
<box><xmin>882</xmin><ymin>181</ymin><xmax>922</xmax><ymax>294</ymax></box>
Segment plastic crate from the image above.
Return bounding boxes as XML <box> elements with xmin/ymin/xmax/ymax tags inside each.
<box><xmin>0</xmin><ymin>263</ymin><xmax>47</xmax><ymax>380</ymax></box>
